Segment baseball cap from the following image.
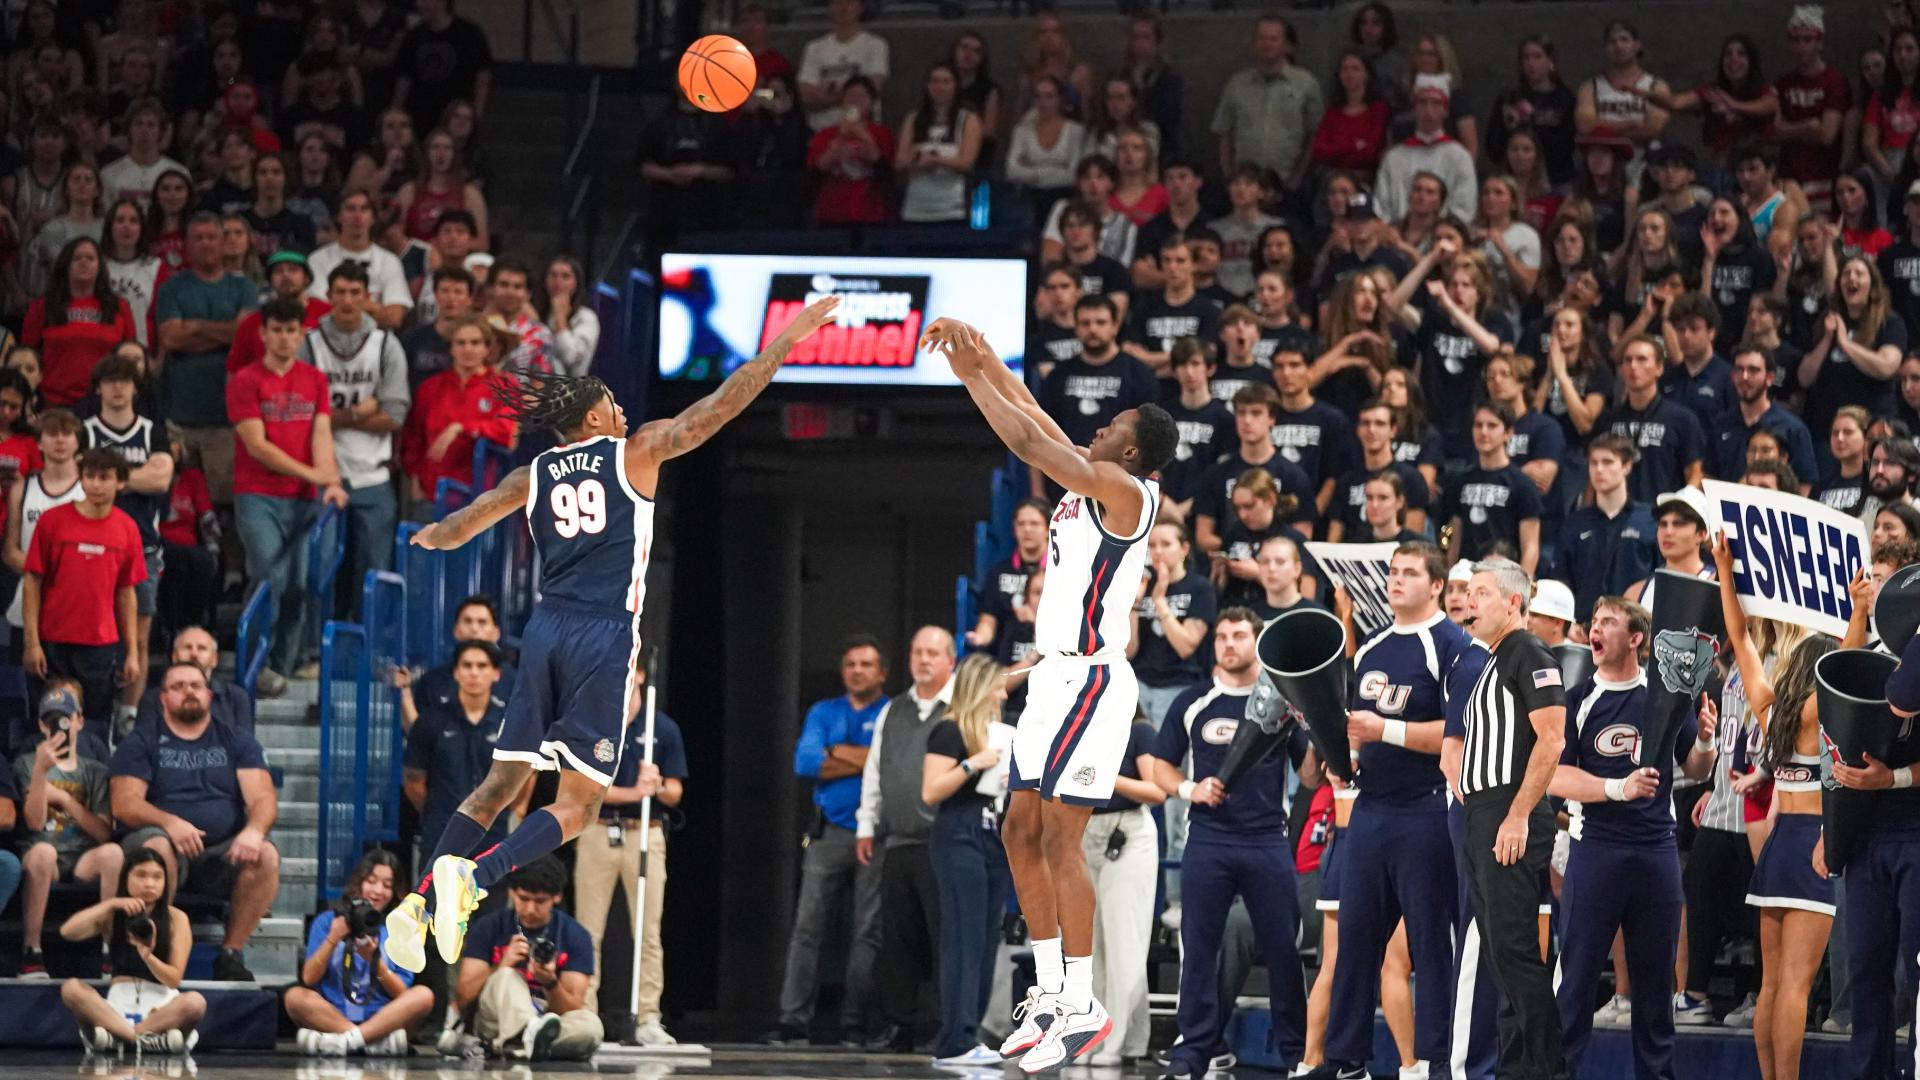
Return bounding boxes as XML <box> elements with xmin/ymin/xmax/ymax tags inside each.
<box><xmin>265</xmin><ymin>250</ymin><xmax>310</xmax><ymax>277</ymax></box>
<box><xmin>1654</xmin><ymin>487</ymin><xmax>1713</xmax><ymax>530</ymax></box>
<box><xmin>38</xmin><ymin>686</ymin><xmax>79</xmax><ymax>721</ymax></box>
<box><xmin>1412</xmin><ymin>73</ymin><xmax>1452</xmax><ymax>103</ymax></box>
<box><xmin>1532</xmin><ymin>580</ymin><xmax>1576</xmax><ymax>623</ymax></box>
<box><xmin>1448</xmin><ymin>559</ymin><xmax>1475</xmax><ymax>584</ymax></box>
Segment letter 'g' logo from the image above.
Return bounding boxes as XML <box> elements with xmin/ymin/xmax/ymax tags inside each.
<box><xmin>1594</xmin><ymin>723</ymin><xmax>1641</xmax><ymax>760</ymax></box>
<box><xmin>1201</xmin><ymin>718</ymin><xmax>1239</xmax><ymax>745</ymax></box>
<box><xmin>1653</xmin><ymin>628</ymin><xmax>1718</xmax><ymax>696</ymax></box>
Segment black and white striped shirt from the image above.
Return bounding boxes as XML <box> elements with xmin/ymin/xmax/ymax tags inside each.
<box><xmin>1459</xmin><ymin>630</ymin><xmax>1568</xmax><ymax>799</ymax></box>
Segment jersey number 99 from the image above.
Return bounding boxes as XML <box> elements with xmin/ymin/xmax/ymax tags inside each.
<box><xmin>550</xmin><ymin>479</ymin><xmax>607</xmax><ymax>537</ymax></box>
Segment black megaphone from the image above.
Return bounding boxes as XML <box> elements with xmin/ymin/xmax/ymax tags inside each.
<box><xmin>1217</xmin><ymin>671</ymin><xmax>1300</xmax><ymax>792</ymax></box>
<box><xmin>1554</xmin><ymin>643</ymin><xmax>1595</xmax><ymax>692</ymax></box>
<box><xmin>1256</xmin><ymin>607</ymin><xmax>1354</xmax><ymax>781</ymax></box>
<box><xmin>1874</xmin><ymin>562</ymin><xmax>1920</xmax><ymax>655</ymax></box>
<box><xmin>1816</xmin><ymin>648</ymin><xmax>1903</xmax><ymax>876</ymax></box>
<box><xmin>1644</xmin><ymin>571</ymin><xmax>1726</xmax><ymax>769</ymax></box>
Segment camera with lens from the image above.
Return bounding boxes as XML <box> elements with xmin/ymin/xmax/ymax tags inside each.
<box><xmin>126</xmin><ymin>912</ymin><xmax>154</xmax><ymax>943</ymax></box>
<box><xmin>340</xmin><ymin>897</ymin><xmax>379</xmax><ymax>942</ymax></box>
<box><xmin>529</xmin><ymin>936</ymin><xmax>557</xmax><ymax>966</ymax></box>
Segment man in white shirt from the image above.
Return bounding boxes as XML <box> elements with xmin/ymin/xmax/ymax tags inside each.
<box><xmin>1374</xmin><ymin>74</ymin><xmax>1478</xmax><ymax>224</ymax></box>
<box><xmin>100</xmin><ymin>99</ymin><xmax>187</xmax><ymax>207</ymax></box>
<box><xmin>798</xmin><ymin>0</ymin><xmax>889</xmax><ymax>130</ymax></box>
<box><xmin>305</xmin><ymin>190</ymin><xmax>413</xmax><ymax>329</ymax></box>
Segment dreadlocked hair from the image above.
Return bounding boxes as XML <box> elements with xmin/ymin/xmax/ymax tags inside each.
<box><xmin>491</xmin><ymin>369</ymin><xmax>612</xmax><ymax>436</ymax></box>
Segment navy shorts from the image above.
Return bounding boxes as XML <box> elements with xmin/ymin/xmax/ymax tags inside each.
<box><xmin>1745</xmin><ymin>813</ymin><xmax>1836</xmax><ymax>916</ymax></box>
<box><xmin>492</xmin><ymin>598</ymin><xmax>640</xmax><ymax>787</ymax></box>
<box><xmin>1315</xmin><ymin>826</ymin><xmax>1345</xmax><ymax>912</ymax></box>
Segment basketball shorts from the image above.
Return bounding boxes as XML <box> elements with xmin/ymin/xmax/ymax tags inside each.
<box><xmin>1008</xmin><ymin>653</ymin><xmax>1138</xmax><ymax>806</ymax></box>
<box><xmin>493</xmin><ymin>598</ymin><xmax>640</xmax><ymax>787</ymax></box>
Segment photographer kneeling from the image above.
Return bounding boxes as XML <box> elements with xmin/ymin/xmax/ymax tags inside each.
<box><xmin>58</xmin><ymin>847</ymin><xmax>206</xmax><ymax>1054</ymax></box>
<box><xmin>285</xmin><ymin>850</ymin><xmax>434</xmax><ymax>1056</ymax></box>
<box><xmin>452</xmin><ymin>855</ymin><xmax>602</xmax><ymax>1060</ymax></box>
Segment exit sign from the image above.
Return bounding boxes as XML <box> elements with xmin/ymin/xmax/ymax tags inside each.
<box><xmin>781</xmin><ymin>404</ymin><xmax>889</xmax><ymax>440</ymax></box>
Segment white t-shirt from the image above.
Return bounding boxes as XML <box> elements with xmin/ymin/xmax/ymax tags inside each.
<box><xmin>798</xmin><ymin>30</ymin><xmax>890</xmax><ymax>130</ymax></box>
<box><xmin>305</xmin><ymin>242</ymin><xmax>414</xmax><ymax>311</ymax></box>
<box><xmin>106</xmin><ymin>254</ymin><xmax>164</xmax><ymax>346</ymax></box>
<box><xmin>99</xmin><ymin>155</ymin><xmax>189</xmax><ymax>207</ymax></box>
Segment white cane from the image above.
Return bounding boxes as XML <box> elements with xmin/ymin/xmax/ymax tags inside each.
<box><xmin>627</xmin><ymin>676</ymin><xmax>657</xmax><ymax>1026</ymax></box>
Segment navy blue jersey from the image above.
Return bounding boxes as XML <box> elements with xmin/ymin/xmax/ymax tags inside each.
<box><xmin>82</xmin><ymin>413</ymin><xmax>165</xmax><ymax>545</ymax></box>
<box><xmin>1659</xmin><ymin>355</ymin><xmax>1735</xmax><ymax>427</ymax></box>
<box><xmin>1152</xmin><ymin>679</ymin><xmax>1309</xmax><ymax>844</ymax></box>
<box><xmin>1162</xmin><ymin>398</ymin><xmax>1235</xmax><ymax>503</ymax></box>
<box><xmin>1272</xmin><ymin>400</ymin><xmax>1356</xmax><ymax>487</ymax></box>
<box><xmin>1561</xmin><ymin>671</ymin><xmax>1695</xmax><ymax>844</ymax></box>
<box><xmin>1442</xmin><ymin>641</ymin><xmax>1492</xmax><ymax>740</ymax></box>
<box><xmin>1505</xmin><ymin>410</ymin><xmax>1565</xmax><ymax>471</ymax></box>
<box><xmin>1709</xmin><ymin>402</ymin><xmax>1818</xmax><ymax>486</ymax></box>
<box><xmin>1445</xmin><ymin>463</ymin><xmax>1542</xmax><ymax>560</ymax></box>
<box><xmin>1332</xmin><ymin>462</ymin><xmax>1430</xmax><ymax>538</ymax></box>
<box><xmin>1350</xmin><ymin>613</ymin><xmax>1474</xmax><ymax>806</ymax></box>
<box><xmin>526</xmin><ymin>435</ymin><xmax>654</xmax><ymax>614</ymax></box>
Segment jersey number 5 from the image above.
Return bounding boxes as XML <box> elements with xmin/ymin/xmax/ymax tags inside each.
<box><xmin>550</xmin><ymin>479</ymin><xmax>607</xmax><ymax>538</ymax></box>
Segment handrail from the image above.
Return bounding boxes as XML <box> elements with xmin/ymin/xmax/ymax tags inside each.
<box><xmin>561</xmin><ymin>74</ymin><xmax>602</xmax><ymax>181</ymax></box>
<box><xmin>315</xmin><ymin>619</ymin><xmax>369</xmax><ymax>903</ymax></box>
<box><xmin>363</xmin><ymin>570</ymin><xmax>408</xmax><ymax>842</ymax></box>
<box><xmin>234</xmin><ymin>582</ymin><xmax>274</xmax><ymax>697</ymax></box>
<box><xmin>305</xmin><ymin>502</ymin><xmax>348</xmax><ymax>635</ymax></box>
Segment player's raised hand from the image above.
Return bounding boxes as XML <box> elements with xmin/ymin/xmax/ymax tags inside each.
<box><xmin>779</xmin><ymin>295</ymin><xmax>842</xmax><ymax>343</ymax></box>
<box><xmin>411</xmin><ymin>523</ymin><xmax>447</xmax><ymax>550</ymax></box>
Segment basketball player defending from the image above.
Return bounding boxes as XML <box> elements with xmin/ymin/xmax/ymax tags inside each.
<box><xmin>381</xmin><ymin>296</ymin><xmax>843</xmax><ymax>974</ymax></box>
<box><xmin>923</xmin><ymin>320</ymin><xmax>1178</xmax><ymax>1072</ymax></box>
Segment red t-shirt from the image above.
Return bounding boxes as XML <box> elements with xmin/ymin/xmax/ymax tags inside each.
<box><xmin>0</xmin><ymin>433</ymin><xmax>44</xmax><ymax>476</ymax></box>
<box><xmin>1867</xmin><ymin>88</ymin><xmax>1920</xmax><ymax>154</ymax></box>
<box><xmin>159</xmin><ymin>466</ymin><xmax>211</xmax><ymax>547</ymax></box>
<box><xmin>225</xmin><ymin>297</ymin><xmax>332</xmax><ymax>373</ymax></box>
<box><xmin>807</xmin><ymin>123</ymin><xmax>897</xmax><ymax>225</ymax></box>
<box><xmin>1311</xmin><ymin>101</ymin><xmax>1391</xmax><ymax>173</ymax></box>
<box><xmin>1110</xmin><ymin>184</ymin><xmax>1168</xmax><ymax>229</ymax></box>
<box><xmin>226</xmin><ymin>359</ymin><xmax>332</xmax><ymax>500</ymax></box>
<box><xmin>401</xmin><ymin>367</ymin><xmax>517</xmax><ymax>496</ymax></box>
<box><xmin>22</xmin><ymin>297</ymin><xmax>139</xmax><ymax>406</ymax></box>
<box><xmin>25</xmin><ymin>501</ymin><xmax>145</xmax><ymax>646</ymax></box>
<box><xmin>1293</xmin><ymin>783</ymin><xmax>1334</xmax><ymax>874</ymax></box>
<box><xmin>1774</xmin><ymin>66</ymin><xmax>1851</xmax><ymax>189</ymax></box>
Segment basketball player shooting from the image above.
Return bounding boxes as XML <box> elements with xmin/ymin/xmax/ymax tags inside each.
<box><xmin>922</xmin><ymin>319</ymin><xmax>1177</xmax><ymax>1072</ymax></box>
<box><xmin>381</xmin><ymin>295</ymin><xmax>843</xmax><ymax>975</ymax></box>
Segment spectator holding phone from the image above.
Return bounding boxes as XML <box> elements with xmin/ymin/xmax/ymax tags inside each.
<box><xmin>452</xmin><ymin>855</ymin><xmax>603</xmax><ymax>1061</ymax></box>
<box><xmin>285</xmin><ymin>850</ymin><xmax>432</xmax><ymax>1056</ymax></box>
<box><xmin>57</xmin><ymin>847</ymin><xmax>206</xmax><ymax>1054</ymax></box>
<box><xmin>15</xmin><ymin>685</ymin><xmax>119</xmax><ymax>978</ymax></box>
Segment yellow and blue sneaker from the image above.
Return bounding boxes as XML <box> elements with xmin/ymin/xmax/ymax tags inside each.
<box><xmin>382</xmin><ymin>892</ymin><xmax>429</xmax><ymax>973</ymax></box>
<box><xmin>431</xmin><ymin>855</ymin><xmax>487</xmax><ymax>964</ymax></box>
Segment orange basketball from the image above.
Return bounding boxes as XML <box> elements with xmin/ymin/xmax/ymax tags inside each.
<box><xmin>678</xmin><ymin>34</ymin><xmax>757</xmax><ymax>112</ymax></box>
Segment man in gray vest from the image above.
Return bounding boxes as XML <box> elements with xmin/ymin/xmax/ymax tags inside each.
<box><xmin>854</xmin><ymin>626</ymin><xmax>956</xmax><ymax>1052</ymax></box>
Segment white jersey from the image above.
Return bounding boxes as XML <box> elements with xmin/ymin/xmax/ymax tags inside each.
<box><xmin>1034</xmin><ymin>476</ymin><xmax>1159</xmax><ymax>657</ymax></box>
<box><xmin>7</xmin><ymin>471</ymin><xmax>82</xmax><ymax>626</ymax></box>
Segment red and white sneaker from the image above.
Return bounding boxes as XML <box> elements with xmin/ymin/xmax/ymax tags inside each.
<box><xmin>1017</xmin><ymin>997</ymin><xmax>1111</xmax><ymax>1074</ymax></box>
<box><xmin>999</xmin><ymin>986</ymin><xmax>1057</xmax><ymax>1059</ymax></box>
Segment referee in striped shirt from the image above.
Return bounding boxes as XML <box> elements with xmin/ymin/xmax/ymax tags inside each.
<box><xmin>1451</xmin><ymin>557</ymin><xmax>1569</xmax><ymax>1080</ymax></box>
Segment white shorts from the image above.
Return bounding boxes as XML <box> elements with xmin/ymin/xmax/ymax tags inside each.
<box><xmin>107</xmin><ymin>979</ymin><xmax>178</xmax><ymax>1024</ymax></box>
<box><xmin>1009</xmin><ymin>653</ymin><xmax>1139</xmax><ymax>805</ymax></box>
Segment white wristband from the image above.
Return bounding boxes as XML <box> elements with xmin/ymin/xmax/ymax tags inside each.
<box><xmin>1894</xmin><ymin>767</ymin><xmax>1915</xmax><ymax>790</ymax></box>
<box><xmin>1178</xmin><ymin>780</ymin><xmax>1197</xmax><ymax>801</ymax></box>
<box><xmin>1381</xmin><ymin>720</ymin><xmax>1408</xmax><ymax>747</ymax></box>
<box><xmin>1604</xmin><ymin>777</ymin><xmax>1629</xmax><ymax>802</ymax></box>
<box><xmin>1693</xmin><ymin>735</ymin><xmax>1715</xmax><ymax>755</ymax></box>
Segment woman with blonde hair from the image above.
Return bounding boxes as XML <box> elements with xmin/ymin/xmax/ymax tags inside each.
<box><xmin>1803</xmin><ymin>254</ymin><xmax>1907</xmax><ymax>448</ymax></box>
<box><xmin>1475</xmin><ymin>174</ymin><xmax>1543</xmax><ymax>313</ymax></box>
<box><xmin>923</xmin><ymin>653</ymin><xmax>1016</xmax><ymax>1066</ymax></box>
<box><xmin>1393</xmin><ymin>30</ymin><xmax>1477</xmax><ymax>158</ymax></box>
<box><xmin>1014</xmin><ymin>12</ymin><xmax>1094</xmax><ymax>121</ymax></box>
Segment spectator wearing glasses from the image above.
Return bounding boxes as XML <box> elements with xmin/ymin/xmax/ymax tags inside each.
<box><xmin>134</xmin><ymin>626</ymin><xmax>255</xmax><ymax>740</ymax></box>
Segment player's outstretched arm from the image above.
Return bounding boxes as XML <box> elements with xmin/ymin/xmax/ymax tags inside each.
<box><xmin>936</xmin><ymin>328</ymin><xmax>1134</xmax><ymax>508</ymax></box>
<box><xmin>630</xmin><ymin>296</ymin><xmax>842</xmax><ymax>468</ymax></box>
<box><xmin>922</xmin><ymin>318</ymin><xmax>1076</xmax><ymax>452</ymax></box>
<box><xmin>413</xmin><ymin>466</ymin><xmax>532</xmax><ymax>550</ymax></box>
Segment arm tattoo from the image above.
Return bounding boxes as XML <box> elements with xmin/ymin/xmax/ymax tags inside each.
<box><xmin>662</xmin><ymin>334</ymin><xmax>796</xmax><ymax>454</ymax></box>
<box><xmin>437</xmin><ymin>466</ymin><xmax>532</xmax><ymax>544</ymax></box>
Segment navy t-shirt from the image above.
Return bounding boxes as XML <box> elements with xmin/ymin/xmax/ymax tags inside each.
<box><xmin>1037</xmin><ymin>355</ymin><xmax>1163</xmax><ymax>448</ymax></box>
<box><xmin>1071</xmin><ymin>253</ymin><xmax>1132</xmax><ymax>302</ymax></box>
<box><xmin>1032</xmin><ymin>321</ymin><xmax>1082</xmax><ymax>370</ymax></box>
<box><xmin>1803</xmin><ymin>312</ymin><xmax>1909</xmax><ymax>437</ymax></box>
<box><xmin>1597</xmin><ymin>394</ymin><xmax>1707</xmax><ymax>504</ymax></box>
<box><xmin>1445</xmin><ymin>463</ymin><xmax>1542</xmax><ymax>560</ymax></box>
<box><xmin>1706</xmin><ymin>244</ymin><xmax>1776</xmax><ymax>352</ymax></box>
<box><xmin>1350</xmin><ymin>612</ymin><xmax>1476</xmax><ymax>807</ymax></box>
<box><xmin>1818</xmin><ymin>471</ymin><xmax>1866</xmax><ymax>516</ymax></box>
<box><xmin>1891</xmin><ymin>636</ymin><xmax>1920</xmax><ymax>722</ymax></box>
<box><xmin>1393</xmin><ymin>428</ymin><xmax>1446</xmax><ymax>477</ymax></box>
<box><xmin>1659</xmin><ymin>356</ymin><xmax>1735</xmax><ymax>427</ymax></box>
<box><xmin>1254</xmin><ymin>323</ymin><xmax>1319</xmax><ymax>367</ymax></box>
<box><xmin>1193</xmin><ymin>450</ymin><xmax>1315</xmax><ymax>534</ymax></box>
<box><xmin>403</xmin><ymin>694</ymin><xmax>510</xmax><ymax>850</ymax></box>
<box><xmin>1271</xmin><ymin>400</ymin><xmax>1356</xmax><ymax>488</ymax></box>
<box><xmin>1152</xmin><ymin>679</ymin><xmax>1309</xmax><ymax>844</ymax></box>
<box><xmin>109</xmin><ymin>719</ymin><xmax>268</xmax><ymax>845</ymax></box>
<box><xmin>1505</xmin><ymin>410</ymin><xmax>1566</xmax><ymax>472</ymax></box>
<box><xmin>979</xmin><ymin>552</ymin><xmax>1044</xmax><ymax>648</ymax></box>
<box><xmin>1218</xmin><ymin>519</ymin><xmax>1318</xmax><ymax>606</ymax></box>
<box><xmin>1709</xmin><ymin>403</ymin><xmax>1819</xmax><ymax>485</ymax></box>
<box><xmin>925</xmin><ymin>719</ymin><xmax>995</xmax><ymax>814</ymax></box>
<box><xmin>1093</xmin><ymin>721</ymin><xmax>1159</xmax><ymax>814</ymax></box>
<box><xmin>1209</xmin><ymin>361</ymin><xmax>1272</xmax><ymax>406</ymax></box>
<box><xmin>1131</xmin><ymin>571</ymin><xmax>1218</xmax><ymax>686</ymax></box>
<box><xmin>1332</xmin><ymin>461</ymin><xmax>1430</xmax><ymax>538</ymax></box>
<box><xmin>1127</xmin><ymin>292</ymin><xmax>1222</xmax><ymax>356</ymax></box>
<box><xmin>460</xmin><ymin>905</ymin><xmax>595</xmax><ymax>1011</ymax></box>
<box><xmin>1415</xmin><ymin>302</ymin><xmax>1510</xmax><ymax>459</ymax></box>
<box><xmin>1562</xmin><ymin>672</ymin><xmax>1696</xmax><ymax>844</ymax></box>
<box><xmin>1540</xmin><ymin>358</ymin><xmax>1617</xmax><ymax>452</ymax></box>
<box><xmin>600</xmin><ymin>711</ymin><xmax>686</xmax><ymax>823</ymax></box>
<box><xmin>1161</xmin><ymin>398</ymin><xmax>1234</xmax><ymax>504</ymax></box>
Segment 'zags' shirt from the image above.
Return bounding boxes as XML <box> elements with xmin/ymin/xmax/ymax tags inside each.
<box><xmin>1445</xmin><ymin>462</ymin><xmax>1541</xmax><ymax>561</ymax></box>
<box><xmin>1036</xmin><ymin>354</ymin><xmax>1161</xmax><ymax>448</ymax></box>
<box><xmin>23</xmin><ymin>297</ymin><xmax>139</xmax><ymax>407</ymax></box>
<box><xmin>1349</xmin><ymin>611</ymin><xmax>1475</xmax><ymax>807</ymax></box>
<box><xmin>226</xmin><ymin>360</ymin><xmax>331</xmax><ymax>499</ymax></box>
<box><xmin>108</xmin><ymin>718</ymin><xmax>267</xmax><ymax>845</ymax></box>
<box><xmin>1151</xmin><ymin>678</ymin><xmax>1309</xmax><ymax>843</ymax></box>
<box><xmin>25</xmin><ymin>502</ymin><xmax>145</xmax><ymax>645</ymax></box>
<box><xmin>1271</xmin><ymin>400</ymin><xmax>1355</xmax><ymax>487</ymax></box>
<box><xmin>1562</xmin><ymin>670</ymin><xmax>1696</xmax><ymax>845</ymax></box>
<box><xmin>1597</xmin><ymin>393</ymin><xmax>1707</xmax><ymax>505</ymax></box>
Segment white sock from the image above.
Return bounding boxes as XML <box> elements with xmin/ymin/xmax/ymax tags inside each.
<box><xmin>343</xmin><ymin>1026</ymin><xmax>366</xmax><ymax>1051</ymax></box>
<box><xmin>1062</xmin><ymin>955</ymin><xmax>1093</xmax><ymax>1011</ymax></box>
<box><xmin>1031</xmin><ymin>937</ymin><xmax>1064</xmax><ymax>995</ymax></box>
